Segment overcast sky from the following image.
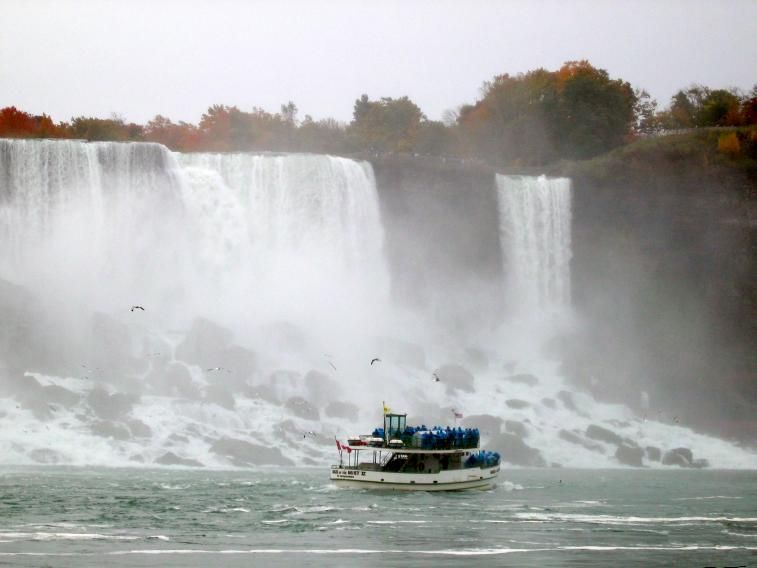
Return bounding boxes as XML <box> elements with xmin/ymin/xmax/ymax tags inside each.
<box><xmin>2</xmin><ymin>0</ymin><xmax>756</xmax><ymax>125</ymax></box>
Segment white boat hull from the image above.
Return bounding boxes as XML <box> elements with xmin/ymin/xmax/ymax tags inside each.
<box><xmin>330</xmin><ymin>465</ymin><xmax>499</xmax><ymax>491</ymax></box>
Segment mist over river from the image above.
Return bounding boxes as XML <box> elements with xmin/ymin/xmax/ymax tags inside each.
<box><xmin>0</xmin><ymin>467</ymin><xmax>755</xmax><ymax>567</ymax></box>
<box><xmin>0</xmin><ymin>138</ymin><xmax>755</xmax><ymax>472</ymax></box>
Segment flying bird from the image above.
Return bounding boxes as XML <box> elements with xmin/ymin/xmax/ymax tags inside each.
<box><xmin>206</xmin><ymin>367</ymin><xmax>230</xmax><ymax>373</ymax></box>
<box><xmin>328</xmin><ymin>361</ymin><xmax>337</xmax><ymax>371</ymax></box>
<box><xmin>433</xmin><ymin>373</ymin><xmax>441</xmax><ymax>382</ymax></box>
<box><xmin>130</xmin><ymin>305</ymin><xmax>145</xmax><ymax>312</ymax></box>
<box><xmin>370</xmin><ymin>358</ymin><xmax>381</xmax><ymax>365</ymax></box>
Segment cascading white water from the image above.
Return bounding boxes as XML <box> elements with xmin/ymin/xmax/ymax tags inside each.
<box><xmin>496</xmin><ymin>174</ymin><xmax>572</xmax><ymax>318</ymax></box>
<box><xmin>0</xmin><ymin>139</ymin><xmax>190</xmax><ymax>313</ymax></box>
<box><xmin>176</xmin><ymin>152</ymin><xmax>390</xmax><ymax>334</ymax></box>
<box><xmin>0</xmin><ymin>140</ymin><xmax>390</xmax><ymax>336</ymax></box>
<box><xmin>1</xmin><ymin>139</ymin><xmax>754</xmax><ymax>469</ymax></box>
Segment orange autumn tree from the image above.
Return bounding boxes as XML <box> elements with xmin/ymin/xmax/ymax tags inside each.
<box><xmin>0</xmin><ymin>106</ymin><xmax>39</xmax><ymax>137</ymax></box>
<box><xmin>144</xmin><ymin>115</ymin><xmax>200</xmax><ymax>151</ymax></box>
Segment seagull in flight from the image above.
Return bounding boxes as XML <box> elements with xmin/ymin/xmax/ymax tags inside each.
<box><xmin>130</xmin><ymin>305</ymin><xmax>145</xmax><ymax>312</ymax></box>
<box><xmin>206</xmin><ymin>367</ymin><xmax>230</xmax><ymax>373</ymax></box>
<box><xmin>370</xmin><ymin>358</ymin><xmax>381</xmax><ymax>366</ymax></box>
<box><xmin>433</xmin><ymin>373</ymin><xmax>441</xmax><ymax>382</ymax></box>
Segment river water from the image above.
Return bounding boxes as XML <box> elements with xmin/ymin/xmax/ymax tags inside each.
<box><xmin>0</xmin><ymin>467</ymin><xmax>754</xmax><ymax>567</ymax></box>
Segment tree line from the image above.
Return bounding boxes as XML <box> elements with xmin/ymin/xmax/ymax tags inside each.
<box><xmin>2</xmin><ymin>60</ymin><xmax>755</xmax><ymax>167</ymax></box>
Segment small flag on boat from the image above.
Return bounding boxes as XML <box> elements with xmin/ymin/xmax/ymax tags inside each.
<box><xmin>453</xmin><ymin>409</ymin><xmax>463</xmax><ymax>419</ymax></box>
<box><xmin>335</xmin><ymin>439</ymin><xmax>352</xmax><ymax>453</ymax></box>
<box><xmin>383</xmin><ymin>401</ymin><xmax>390</xmax><ymax>414</ymax></box>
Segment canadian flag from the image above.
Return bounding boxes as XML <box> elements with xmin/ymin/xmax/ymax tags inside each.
<box><xmin>335</xmin><ymin>439</ymin><xmax>352</xmax><ymax>453</ymax></box>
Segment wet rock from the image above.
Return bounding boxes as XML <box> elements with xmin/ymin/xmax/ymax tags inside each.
<box><xmin>127</xmin><ymin>419</ymin><xmax>152</xmax><ymax>438</ymax></box>
<box><xmin>16</xmin><ymin>380</ymin><xmax>82</xmax><ymax>420</ymax></box>
<box><xmin>29</xmin><ymin>448</ymin><xmax>61</xmax><ymax>464</ymax></box>
<box><xmin>304</xmin><ymin>370</ymin><xmax>339</xmax><ymax>407</ymax></box>
<box><xmin>155</xmin><ymin>451</ymin><xmax>203</xmax><ymax>467</ymax></box>
<box><xmin>670</xmin><ymin>447</ymin><xmax>693</xmax><ymax>463</ymax></box>
<box><xmin>542</xmin><ymin>397</ymin><xmax>557</xmax><ymax>409</ymax></box>
<box><xmin>662</xmin><ymin>447</ymin><xmax>693</xmax><ymax>467</ymax></box>
<box><xmin>151</xmin><ymin>362</ymin><xmax>201</xmax><ymax>399</ymax></box>
<box><xmin>175</xmin><ymin>320</ymin><xmax>257</xmax><ymax>388</ymax></box>
<box><xmin>489</xmin><ymin>433</ymin><xmax>546</xmax><ymax>467</ymax></box>
<box><xmin>557</xmin><ymin>390</ymin><xmax>579</xmax><ymax>413</ymax></box>
<box><xmin>585</xmin><ymin>424</ymin><xmax>624</xmax><ymax>446</ymax></box>
<box><xmin>90</xmin><ymin>420</ymin><xmax>131</xmax><ymax>441</ymax></box>
<box><xmin>265</xmin><ymin>369</ymin><xmax>301</xmax><ymax>402</ymax></box>
<box><xmin>40</xmin><ymin>384</ymin><xmax>80</xmax><ymax>407</ymax></box>
<box><xmin>244</xmin><ymin>383</ymin><xmax>280</xmax><ymax>404</ymax></box>
<box><xmin>285</xmin><ymin>396</ymin><xmax>319</xmax><ymax>420</ymax></box>
<box><xmin>210</xmin><ymin>437</ymin><xmax>294</xmax><ymax>466</ymax></box>
<box><xmin>275</xmin><ymin>420</ymin><xmax>301</xmax><ymax>437</ymax></box>
<box><xmin>461</xmin><ymin>414</ymin><xmax>503</xmax><ymax>435</ymax></box>
<box><xmin>559</xmin><ymin>429</ymin><xmax>604</xmax><ymax>453</ymax></box>
<box><xmin>218</xmin><ymin>345</ymin><xmax>257</xmax><ymax>391</ymax></box>
<box><xmin>615</xmin><ymin>444</ymin><xmax>644</xmax><ymax>467</ymax></box>
<box><xmin>504</xmin><ymin>420</ymin><xmax>527</xmax><ymax>438</ymax></box>
<box><xmin>87</xmin><ymin>388</ymin><xmax>138</xmax><ymax>421</ymax></box>
<box><xmin>645</xmin><ymin>446</ymin><xmax>662</xmax><ymax>461</ymax></box>
<box><xmin>504</xmin><ymin>374</ymin><xmax>539</xmax><ymax>387</ymax></box>
<box><xmin>375</xmin><ymin>337</ymin><xmax>426</xmax><ymax>369</ymax></box>
<box><xmin>325</xmin><ymin>401</ymin><xmax>359</xmax><ymax>421</ymax></box>
<box><xmin>204</xmin><ymin>385</ymin><xmax>236</xmax><ymax>410</ymax></box>
<box><xmin>11</xmin><ymin>377</ymin><xmax>46</xmax><ymax>419</ymax></box>
<box><xmin>692</xmin><ymin>458</ymin><xmax>710</xmax><ymax>469</ymax></box>
<box><xmin>139</xmin><ymin>338</ymin><xmax>172</xmax><ymax>366</ymax></box>
<box><xmin>433</xmin><ymin>364</ymin><xmax>475</xmax><ymax>394</ymax></box>
<box><xmin>89</xmin><ymin>313</ymin><xmax>146</xmax><ymax>382</ymax></box>
<box><xmin>175</xmin><ymin>318</ymin><xmax>233</xmax><ymax>367</ymax></box>
<box><xmin>505</xmin><ymin>399</ymin><xmax>530</xmax><ymax>410</ymax></box>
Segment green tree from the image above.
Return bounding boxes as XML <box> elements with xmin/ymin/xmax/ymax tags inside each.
<box><xmin>668</xmin><ymin>85</ymin><xmax>709</xmax><ymax>127</ymax></box>
<box><xmin>699</xmin><ymin>89</ymin><xmax>742</xmax><ymax>126</ymax></box>
<box><xmin>550</xmin><ymin>61</ymin><xmax>636</xmax><ymax>159</ymax></box>
<box><xmin>350</xmin><ymin>95</ymin><xmax>425</xmax><ymax>152</ymax></box>
<box><xmin>69</xmin><ymin>115</ymin><xmax>140</xmax><ymax>141</ymax></box>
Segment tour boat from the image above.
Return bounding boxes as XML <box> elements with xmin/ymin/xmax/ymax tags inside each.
<box><xmin>330</xmin><ymin>412</ymin><xmax>500</xmax><ymax>491</ymax></box>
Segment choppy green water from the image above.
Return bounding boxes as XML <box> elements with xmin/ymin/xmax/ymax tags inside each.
<box><xmin>0</xmin><ymin>467</ymin><xmax>755</xmax><ymax>567</ymax></box>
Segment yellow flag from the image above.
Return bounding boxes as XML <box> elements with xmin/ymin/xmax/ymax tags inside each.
<box><xmin>383</xmin><ymin>401</ymin><xmax>390</xmax><ymax>414</ymax></box>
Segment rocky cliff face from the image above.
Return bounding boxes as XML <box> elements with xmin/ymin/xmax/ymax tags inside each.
<box><xmin>560</xmin><ymin>135</ymin><xmax>757</xmax><ymax>443</ymax></box>
<box><xmin>369</xmin><ymin>155</ymin><xmax>505</xmax><ymax>335</ymax></box>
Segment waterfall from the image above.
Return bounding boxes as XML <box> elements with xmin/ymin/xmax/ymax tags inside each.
<box><xmin>0</xmin><ymin>139</ymin><xmax>188</xmax><ymax>311</ymax></box>
<box><xmin>496</xmin><ymin>174</ymin><xmax>572</xmax><ymax>317</ymax></box>
<box><xmin>0</xmin><ymin>139</ymin><xmax>389</xmax><ymax>333</ymax></box>
<box><xmin>1</xmin><ymin>139</ymin><xmax>753</xmax><ymax>469</ymax></box>
<box><xmin>176</xmin><ymin>152</ymin><xmax>389</xmax><ymax>330</ymax></box>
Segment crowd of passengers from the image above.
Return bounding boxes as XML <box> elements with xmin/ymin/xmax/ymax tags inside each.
<box><xmin>372</xmin><ymin>425</ymin><xmax>481</xmax><ymax>449</ymax></box>
<box><xmin>464</xmin><ymin>450</ymin><xmax>501</xmax><ymax>468</ymax></box>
